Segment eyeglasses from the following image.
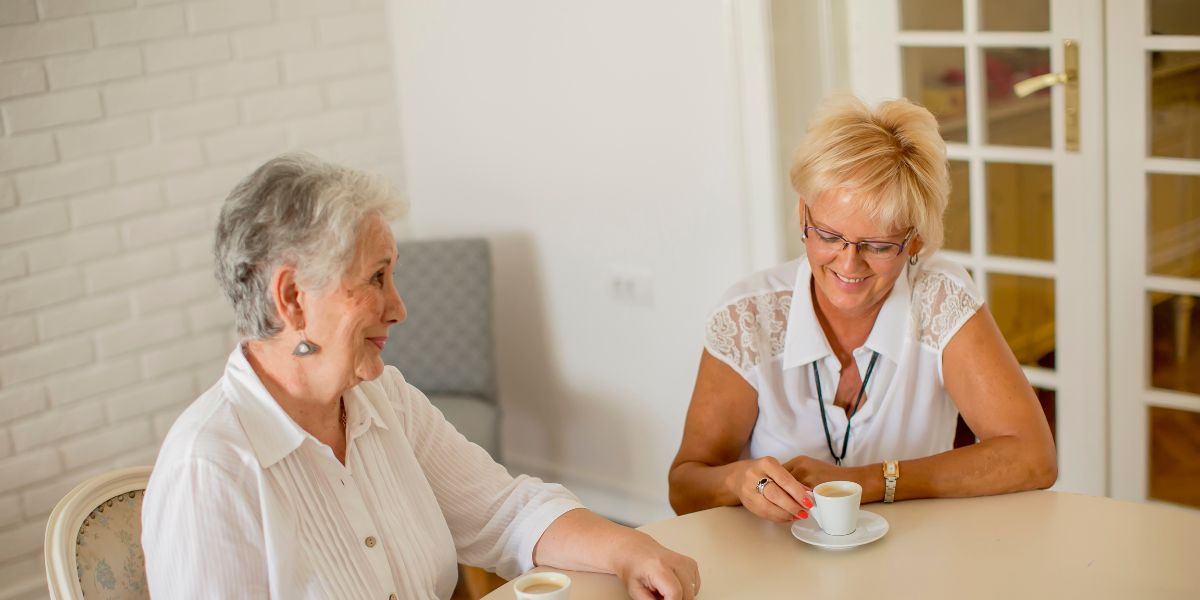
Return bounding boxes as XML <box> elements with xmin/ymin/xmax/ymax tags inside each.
<box><xmin>802</xmin><ymin>207</ymin><xmax>915</xmax><ymax>260</ymax></box>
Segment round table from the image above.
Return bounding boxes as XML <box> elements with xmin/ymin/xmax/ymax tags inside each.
<box><xmin>484</xmin><ymin>491</ymin><xmax>1200</xmax><ymax>599</ymax></box>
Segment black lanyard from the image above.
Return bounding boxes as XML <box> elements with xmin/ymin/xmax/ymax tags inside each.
<box><xmin>813</xmin><ymin>351</ymin><xmax>879</xmax><ymax>466</ymax></box>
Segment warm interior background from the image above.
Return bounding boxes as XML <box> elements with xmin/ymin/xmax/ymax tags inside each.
<box><xmin>0</xmin><ymin>1</ymin><xmax>835</xmax><ymax>597</ymax></box>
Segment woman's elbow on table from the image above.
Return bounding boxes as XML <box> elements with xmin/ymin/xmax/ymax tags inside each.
<box><xmin>1031</xmin><ymin>438</ymin><xmax>1059</xmax><ymax>490</ymax></box>
<box><xmin>667</xmin><ymin>464</ymin><xmax>701</xmax><ymax>516</ymax></box>
<box><xmin>1012</xmin><ymin>429</ymin><xmax>1058</xmax><ymax>491</ymax></box>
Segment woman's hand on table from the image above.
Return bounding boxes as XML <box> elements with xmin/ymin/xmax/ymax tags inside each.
<box><xmin>727</xmin><ymin>456</ymin><xmax>814</xmax><ymax>523</ymax></box>
<box><xmin>783</xmin><ymin>455</ymin><xmax>846</xmax><ymax>490</ymax></box>
<box><xmin>612</xmin><ymin>531</ymin><xmax>701</xmax><ymax>600</ymax></box>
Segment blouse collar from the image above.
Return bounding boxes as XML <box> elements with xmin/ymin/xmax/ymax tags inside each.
<box><xmin>781</xmin><ymin>258</ymin><xmax>912</xmax><ymax>370</ymax></box>
<box><xmin>224</xmin><ymin>346</ymin><xmax>389</xmax><ymax>469</ymax></box>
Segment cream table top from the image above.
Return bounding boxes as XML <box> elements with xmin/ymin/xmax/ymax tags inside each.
<box><xmin>484</xmin><ymin>491</ymin><xmax>1200</xmax><ymax>599</ymax></box>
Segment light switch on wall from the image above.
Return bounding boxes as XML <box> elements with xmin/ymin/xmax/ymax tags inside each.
<box><xmin>607</xmin><ymin>265</ymin><xmax>655</xmax><ymax>307</ymax></box>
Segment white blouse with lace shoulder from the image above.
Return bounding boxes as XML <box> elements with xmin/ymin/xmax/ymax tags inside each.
<box><xmin>704</xmin><ymin>253</ymin><xmax>983</xmax><ymax>466</ymax></box>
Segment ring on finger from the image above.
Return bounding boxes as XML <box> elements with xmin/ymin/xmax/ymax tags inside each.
<box><xmin>755</xmin><ymin>476</ymin><xmax>772</xmax><ymax>495</ymax></box>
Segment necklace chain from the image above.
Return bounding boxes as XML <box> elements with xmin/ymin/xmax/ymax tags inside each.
<box><xmin>814</xmin><ymin>351</ymin><xmax>880</xmax><ymax>466</ymax></box>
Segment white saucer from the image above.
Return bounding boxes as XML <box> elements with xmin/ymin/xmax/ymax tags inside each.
<box><xmin>790</xmin><ymin>510</ymin><xmax>889</xmax><ymax>549</ymax></box>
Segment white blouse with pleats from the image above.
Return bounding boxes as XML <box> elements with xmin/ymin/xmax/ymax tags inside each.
<box><xmin>142</xmin><ymin>348</ymin><xmax>581</xmax><ymax>600</ymax></box>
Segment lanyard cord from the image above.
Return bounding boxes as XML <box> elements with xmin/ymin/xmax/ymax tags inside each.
<box><xmin>814</xmin><ymin>351</ymin><xmax>880</xmax><ymax>466</ymax></box>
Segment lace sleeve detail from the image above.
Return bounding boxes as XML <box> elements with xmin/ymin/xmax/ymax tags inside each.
<box><xmin>912</xmin><ymin>268</ymin><xmax>983</xmax><ymax>351</ymax></box>
<box><xmin>704</xmin><ymin>290</ymin><xmax>792</xmax><ymax>377</ymax></box>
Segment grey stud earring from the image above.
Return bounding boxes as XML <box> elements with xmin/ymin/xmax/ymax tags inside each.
<box><xmin>292</xmin><ymin>331</ymin><xmax>320</xmax><ymax>356</ymax></box>
<box><xmin>908</xmin><ymin>254</ymin><xmax>919</xmax><ymax>266</ymax></box>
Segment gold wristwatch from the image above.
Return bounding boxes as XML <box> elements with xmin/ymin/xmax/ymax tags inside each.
<box><xmin>883</xmin><ymin>460</ymin><xmax>899</xmax><ymax>503</ymax></box>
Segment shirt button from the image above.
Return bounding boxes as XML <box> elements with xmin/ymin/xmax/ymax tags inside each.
<box><xmin>365</xmin><ymin>535</ymin><xmax>377</xmax><ymax>548</ymax></box>
<box><xmin>388</xmin><ymin>595</ymin><xmax>398</xmax><ymax>600</ymax></box>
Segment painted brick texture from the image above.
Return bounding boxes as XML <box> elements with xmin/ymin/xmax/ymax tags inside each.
<box><xmin>0</xmin><ymin>1</ymin><xmax>402</xmax><ymax>596</ymax></box>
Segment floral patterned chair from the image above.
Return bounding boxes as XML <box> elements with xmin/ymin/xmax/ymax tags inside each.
<box><xmin>44</xmin><ymin>466</ymin><xmax>152</xmax><ymax>600</ymax></box>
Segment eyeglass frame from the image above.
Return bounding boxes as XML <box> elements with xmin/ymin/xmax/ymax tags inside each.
<box><xmin>801</xmin><ymin>206</ymin><xmax>916</xmax><ymax>260</ymax></box>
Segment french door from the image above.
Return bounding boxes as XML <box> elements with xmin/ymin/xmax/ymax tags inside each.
<box><xmin>1108</xmin><ymin>1</ymin><xmax>1200</xmax><ymax>507</ymax></box>
<box><xmin>845</xmin><ymin>0</ymin><xmax>1108</xmax><ymax>496</ymax></box>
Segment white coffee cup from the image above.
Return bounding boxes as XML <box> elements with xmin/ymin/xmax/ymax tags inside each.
<box><xmin>513</xmin><ymin>572</ymin><xmax>571</xmax><ymax>600</ymax></box>
<box><xmin>810</xmin><ymin>480</ymin><xmax>862</xmax><ymax>536</ymax></box>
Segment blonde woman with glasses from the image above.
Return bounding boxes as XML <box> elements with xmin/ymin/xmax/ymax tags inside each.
<box><xmin>668</xmin><ymin>96</ymin><xmax>1057</xmax><ymax>523</ymax></box>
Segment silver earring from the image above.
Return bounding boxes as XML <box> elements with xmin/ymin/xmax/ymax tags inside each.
<box><xmin>908</xmin><ymin>254</ymin><xmax>919</xmax><ymax>266</ymax></box>
<box><xmin>292</xmin><ymin>331</ymin><xmax>320</xmax><ymax>356</ymax></box>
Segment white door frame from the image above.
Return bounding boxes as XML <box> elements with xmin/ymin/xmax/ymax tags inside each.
<box><xmin>846</xmin><ymin>0</ymin><xmax>1108</xmax><ymax>496</ymax></box>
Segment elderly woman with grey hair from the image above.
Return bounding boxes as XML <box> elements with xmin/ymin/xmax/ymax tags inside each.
<box><xmin>142</xmin><ymin>153</ymin><xmax>700</xmax><ymax>600</ymax></box>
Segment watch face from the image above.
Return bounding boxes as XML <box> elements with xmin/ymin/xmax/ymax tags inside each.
<box><xmin>885</xmin><ymin>462</ymin><xmax>898</xmax><ymax>477</ymax></box>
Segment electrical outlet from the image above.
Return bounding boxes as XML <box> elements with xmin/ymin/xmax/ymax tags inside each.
<box><xmin>607</xmin><ymin>265</ymin><xmax>655</xmax><ymax>307</ymax></box>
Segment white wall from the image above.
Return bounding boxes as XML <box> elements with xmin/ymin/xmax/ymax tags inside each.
<box><xmin>771</xmin><ymin>0</ymin><xmax>849</xmax><ymax>259</ymax></box>
<box><xmin>390</xmin><ymin>0</ymin><xmax>778</xmax><ymax>524</ymax></box>
<box><xmin>0</xmin><ymin>1</ymin><xmax>402</xmax><ymax>598</ymax></box>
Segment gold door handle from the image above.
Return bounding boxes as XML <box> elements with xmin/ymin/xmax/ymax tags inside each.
<box><xmin>1012</xmin><ymin>39</ymin><xmax>1079</xmax><ymax>151</ymax></box>
<box><xmin>1013</xmin><ymin>72</ymin><xmax>1069</xmax><ymax>97</ymax></box>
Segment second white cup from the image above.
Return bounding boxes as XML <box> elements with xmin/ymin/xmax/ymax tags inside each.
<box><xmin>513</xmin><ymin>572</ymin><xmax>571</xmax><ymax>600</ymax></box>
<box><xmin>810</xmin><ymin>480</ymin><xmax>862</xmax><ymax>536</ymax></box>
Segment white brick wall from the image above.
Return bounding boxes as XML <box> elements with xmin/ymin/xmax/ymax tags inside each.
<box><xmin>0</xmin><ymin>1</ymin><xmax>402</xmax><ymax>596</ymax></box>
<box><xmin>44</xmin><ymin>47</ymin><xmax>141</xmax><ymax>89</ymax></box>
<box><xmin>0</xmin><ymin>63</ymin><xmax>47</xmax><ymax>101</ymax></box>
<box><xmin>56</xmin><ymin>115</ymin><xmax>152</xmax><ymax>160</ymax></box>
<box><xmin>2</xmin><ymin>89</ymin><xmax>103</xmax><ymax>133</ymax></box>
<box><xmin>14</xmin><ymin>158</ymin><xmax>112</xmax><ymax>203</ymax></box>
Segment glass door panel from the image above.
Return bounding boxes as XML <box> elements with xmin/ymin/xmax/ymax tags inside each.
<box><xmin>1036</xmin><ymin>387</ymin><xmax>1058</xmax><ymax>440</ymax></box>
<box><xmin>900</xmin><ymin>0</ymin><xmax>964</xmax><ymax>31</ymax></box>
<box><xmin>983</xmin><ymin>48</ymin><xmax>1054</xmax><ymax>147</ymax></box>
<box><xmin>1149</xmin><ymin>0</ymin><xmax>1200</xmax><ymax>36</ymax></box>
<box><xmin>1147</xmin><ymin>173</ymin><xmax>1200</xmax><ymax>278</ymax></box>
<box><xmin>945</xmin><ymin>160</ymin><xmax>972</xmax><ymax>252</ymax></box>
<box><xmin>1149</xmin><ymin>51</ymin><xmax>1200</xmax><ymax>159</ymax></box>
<box><xmin>986</xmin><ymin>162</ymin><xmax>1054</xmax><ymax>259</ymax></box>
<box><xmin>1148</xmin><ymin>406</ymin><xmax>1200</xmax><ymax>507</ymax></box>
<box><xmin>980</xmin><ymin>0</ymin><xmax>1050</xmax><ymax>32</ymax></box>
<box><xmin>990</xmin><ymin>273</ymin><xmax>1057</xmax><ymax>369</ymax></box>
<box><xmin>902</xmin><ymin>47</ymin><xmax>968</xmax><ymax>143</ymax></box>
<box><xmin>1149</xmin><ymin>291</ymin><xmax>1200</xmax><ymax>395</ymax></box>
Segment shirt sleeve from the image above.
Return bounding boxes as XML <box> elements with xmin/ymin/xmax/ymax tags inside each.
<box><xmin>141</xmin><ymin>458</ymin><xmax>269</xmax><ymax>599</ymax></box>
<box><xmin>911</xmin><ymin>259</ymin><xmax>984</xmax><ymax>382</ymax></box>
<box><xmin>382</xmin><ymin>369</ymin><xmax>584</xmax><ymax>579</ymax></box>
<box><xmin>703</xmin><ymin>289</ymin><xmax>791</xmax><ymax>385</ymax></box>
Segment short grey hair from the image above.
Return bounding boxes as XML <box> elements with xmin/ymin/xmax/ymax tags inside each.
<box><xmin>214</xmin><ymin>153</ymin><xmax>406</xmax><ymax>341</ymax></box>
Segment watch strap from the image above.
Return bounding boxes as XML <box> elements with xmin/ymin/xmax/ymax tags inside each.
<box><xmin>883</xmin><ymin>460</ymin><xmax>899</xmax><ymax>503</ymax></box>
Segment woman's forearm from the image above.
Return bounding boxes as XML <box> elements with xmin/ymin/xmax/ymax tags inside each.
<box><xmin>667</xmin><ymin>460</ymin><xmax>744</xmax><ymax>515</ymax></box>
<box><xmin>850</xmin><ymin>435</ymin><xmax>1057</xmax><ymax>503</ymax></box>
<box><xmin>531</xmin><ymin>509</ymin><xmax>653</xmax><ymax>573</ymax></box>
<box><xmin>532</xmin><ymin>508</ymin><xmax>701</xmax><ymax>598</ymax></box>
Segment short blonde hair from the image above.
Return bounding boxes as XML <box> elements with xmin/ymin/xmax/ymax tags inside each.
<box><xmin>789</xmin><ymin>96</ymin><xmax>949</xmax><ymax>254</ymax></box>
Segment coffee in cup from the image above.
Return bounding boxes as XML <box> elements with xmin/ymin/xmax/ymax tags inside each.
<box><xmin>514</xmin><ymin>572</ymin><xmax>571</xmax><ymax>600</ymax></box>
<box><xmin>810</xmin><ymin>480</ymin><xmax>862</xmax><ymax>536</ymax></box>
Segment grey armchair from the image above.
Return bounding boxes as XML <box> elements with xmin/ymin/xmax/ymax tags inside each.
<box><xmin>382</xmin><ymin>237</ymin><xmax>501</xmax><ymax>460</ymax></box>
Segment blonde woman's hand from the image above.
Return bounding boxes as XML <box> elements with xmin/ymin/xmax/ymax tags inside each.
<box><xmin>782</xmin><ymin>455</ymin><xmax>844</xmax><ymax>490</ymax></box>
<box><xmin>612</xmin><ymin>532</ymin><xmax>701</xmax><ymax>600</ymax></box>
<box><xmin>728</xmin><ymin>456</ymin><xmax>814</xmax><ymax>523</ymax></box>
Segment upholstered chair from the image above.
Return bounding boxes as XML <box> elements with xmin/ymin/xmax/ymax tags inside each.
<box><xmin>44</xmin><ymin>466</ymin><xmax>152</xmax><ymax>600</ymax></box>
<box><xmin>383</xmin><ymin>237</ymin><xmax>501</xmax><ymax>460</ymax></box>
